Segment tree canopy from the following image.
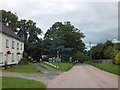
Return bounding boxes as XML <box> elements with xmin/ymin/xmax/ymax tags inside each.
<box><xmin>2</xmin><ymin>10</ymin><xmax>86</xmax><ymax>62</ymax></box>
<box><xmin>1</xmin><ymin>10</ymin><xmax>18</xmax><ymax>31</ymax></box>
<box><xmin>91</xmin><ymin>40</ymin><xmax>120</xmax><ymax>62</ymax></box>
<box><xmin>1</xmin><ymin>10</ymin><xmax>43</xmax><ymax>61</ymax></box>
<box><xmin>44</xmin><ymin>21</ymin><xmax>85</xmax><ymax>61</ymax></box>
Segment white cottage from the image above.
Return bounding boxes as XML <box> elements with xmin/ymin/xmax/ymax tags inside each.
<box><xmin>0</xmin><ymin>22</ymin><xmax>24</xmax><ymax>66</ymax></box>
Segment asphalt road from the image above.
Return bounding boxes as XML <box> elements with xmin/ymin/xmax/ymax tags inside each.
<box><xmin>47</xmin><ymin>64</ymin><xmax>118</xmax><ymax>88</ymax></box>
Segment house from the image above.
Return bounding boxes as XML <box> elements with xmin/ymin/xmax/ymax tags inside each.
<box><xmin>0</xmin><ymin>22</ymin><xmax>24</xmax><ymax>66</ymax></box>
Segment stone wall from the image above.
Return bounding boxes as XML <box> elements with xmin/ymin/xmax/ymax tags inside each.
<box><xmin>102</xmin><ymin>59</ymin><xmax>113</xmax><ymax>64</ymax></box>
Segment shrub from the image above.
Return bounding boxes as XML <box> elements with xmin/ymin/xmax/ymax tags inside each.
<box><xmin>18</xmin><ymin>58</ymin><xmax>28</xmax><ymax>65</ymax></box>
<box><xmin>42</xmin><ymin>57</ymin><xmax>48</xmax><ymax>62</ymax></box>
<box><xmin>73</xmin><ymin>52</ymin><xmax>90</xmax><ymax>62</ymax></box>
<box><xmin>23</xmin><ymin>51</ymin><xmax>27</xmax><ymax>58</ymax></box>
<box><xmin>114</xmin><ymin>52</ymin><xmax>120</xmax><ymax>65</ymax></box>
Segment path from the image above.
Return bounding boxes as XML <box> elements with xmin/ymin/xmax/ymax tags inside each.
<box><xmin>1</xmin><ymin>63</ymin><xmax>62</xmax><ymax>84</ymax></box>
<box><xmin>47</xmin><ymin>64</ymin><xmax>118</xmax><ymax>88</ymax></box>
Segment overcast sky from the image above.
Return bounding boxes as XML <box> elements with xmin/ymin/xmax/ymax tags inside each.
<box><xmin>0</xmin><ymin>0</ymin><xmax>118</xmax><ymax>49</ymax></box>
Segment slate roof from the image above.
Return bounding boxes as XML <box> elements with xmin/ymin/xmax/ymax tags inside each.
<box><xmin>0</xmin><ymin>22</ymin><xmax>23</xmax><ymax>42</ymax></box>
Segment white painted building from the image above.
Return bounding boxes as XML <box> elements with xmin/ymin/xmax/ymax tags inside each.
<box><xmin>0</xmin><ymin>22</ymin><xmax>24</xmax><ymax>66</ymax></box>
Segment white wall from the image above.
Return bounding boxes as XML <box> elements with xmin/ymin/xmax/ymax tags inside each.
<box><xmin>0</xmin><ymin>33</ymin><xmax>2</xmax><ymax>52</ymax></box>
<box><xmin>0</xmin><ymin>21</ymin><xmax>2</xmax><ymax>52</ymax></box>
<box><xmin>0</xmin><ymin>33</ymin><xmax>3</xmax><ymax>66</ymax></box>
<box><xmin>0</xmin><ymin>33</ymin><xmax>24</xmax><ymax>66</ymax></box>
<box><xmin>0</xmin><ymin>23</ymin><xmax>3</xmax><ymax>65</ymax></box>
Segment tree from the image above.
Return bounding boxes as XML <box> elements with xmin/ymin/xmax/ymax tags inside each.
<box><xmin>44</xmin><ymin>21</ymin><xmax>85</xmax><ymax>61</ymax></box>
<box><xmin>114</xmin><ymin>52</ymin><xmax>120</xmax><ymax>65</ymax></box>
<box><xmin>91</xmin><ymin>40</ymin><xmax>120</xmax><ymax>63</ymax></box>
<box><xmin>17</xmin><ymin>19</ymin><xmax>28</xmax><ymax>41</ymax></box>
<box><xmin>1</xmin><ymin>10</ymin><xmax>18</xmax><ymax>31</ymax></box>
<box><xmin>91</xmin><ymin>43</ymin><xmax>104</xmax><ymax>59</ymax></box>
<box><xmin>103</xmin><ymin>46</ymin><xmax>113</xmax><ymax>59</ymax></box>
<box><xmin>2</xmin><ymin>9</ymin><xmax>43</xmax><ymax>62</ymax></box>
<box><xmin>74</xmin><ymin>51</ymin><xmax>89</xmax><ymax>62</ymax></box>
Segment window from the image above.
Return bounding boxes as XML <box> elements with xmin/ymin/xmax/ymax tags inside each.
<box><xmin>21</xmin><ymin>44</ymin><xmax>22</xmax><ymax>50</ymax></box>
<box><xmin>12</xmin><ymin>53</ymin><xmax>14</xmax><ymax>62</ymax></box>
<box><xmin>17</xmin><ymin>43</ymin><xmax>19</xmax><ymax>50</ymax></box>
<box><xmin>6</xmin><ymin>39</ymin><xmax>9</xmax><ymax>48</ymax></box>
<box><xmin>12</xmin><ymin>41</ymin><xmax>14</xmax><ymax>49</ymax></box>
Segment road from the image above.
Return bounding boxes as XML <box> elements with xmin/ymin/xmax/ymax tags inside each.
<box><xmin>47</xmin><ymin>64</ymin><xmax>118</xmax><ymax>88</ymax></box>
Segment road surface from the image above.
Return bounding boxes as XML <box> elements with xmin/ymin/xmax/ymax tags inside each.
<box><xmin>47</xmin><ymin>64</ymin><xmax>118</xmax><ymax>88</ymax></box>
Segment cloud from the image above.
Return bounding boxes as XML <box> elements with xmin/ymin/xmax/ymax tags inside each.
<box><xmin>0</xmin><ymin>0</ymin><xmax>118</xmax><ymax>49</ymax></box>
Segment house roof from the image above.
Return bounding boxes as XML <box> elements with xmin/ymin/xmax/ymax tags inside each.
<box><xmin>0</xmin><ymin>22</ymin><xmax>23</xmax><ymax>42</ymax></box>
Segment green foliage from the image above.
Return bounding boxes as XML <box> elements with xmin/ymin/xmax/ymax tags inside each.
<box><xmin>44</xmin><ymin>21</ymin><xmax>85</xmax><ymax>61</ymax></box>
<box><xmin>74</xmin><ymin>52</ymin><xmax>90</xmax><ymax>62</ymax></box>
<box><xmin>17</xmin><ymin>19</ymin><xmax>43</xmax><ymax>61</ymax></box>
<box><xmin>103</xmin><ymin>46</ymin><xmax>113</xmax><ymax>59</ymax></box>
<box><xmin>42</xmin><ymin>57</ymin><xmax>48</xmax><ymax>62</ymax></box>
<box><xmin>2</xmin><ymin>10</ymin><xmax>86</xmax><ymax>62</ymax></box>
<box><xmin>23</xmin><ymin>51</ymin><xmax>27</xmax><ymax>58</ymax></box>
<box><xmin>2</xmin><ymin>76</ymin><xmax>46</xmax><ymax>88</ymax></box>
<box><xmin>91</xmin><ymin>40</ymin><xmax>119</xmax><ymax>62</ymax></box>
<box><xmin>91</xmin><ymin>43</ymin><xmax>104</xmax><ymax>59</ymax></box>
<box><xmin>1</xmin><ymin>10</ymin><xmax>18</xmax><ymax>31</ymax></box>
<box><xmin>18</xmin><ymin>58</ymin><xmax>29</xmax><ymax>65</ymax></box>
<box><xmin>114</xmin><ymin>52</ymin><xmax>120</xmax><ymax>65</ymax></box>
<box><xmin>2</xmin><ymin>10</ymin><xmax>43</xmax><ymax>62</ymax></box>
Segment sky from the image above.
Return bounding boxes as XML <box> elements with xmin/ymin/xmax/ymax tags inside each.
<box><xmin>0</xmin><ymin>0</ymin><xmax>119</xmax><ymax>49</ymax></box>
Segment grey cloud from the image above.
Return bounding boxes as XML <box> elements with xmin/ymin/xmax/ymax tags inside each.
<box><xmin>0</xmin><ymin>0</ymin><xmax>118</xmax><ymax>49</ymax></box>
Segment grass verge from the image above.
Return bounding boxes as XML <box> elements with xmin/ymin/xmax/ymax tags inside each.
<box><xmin>3</xmin><ymin>64</ymin><xmax>42</xmax><ymax>73</ymax></box>
<box><xmin>44</xmin><ymin>62</ymin><xmax>74</xmax><ymax>71</ymax></box>
<box><xmin>39</xmin><ymin>63</ymin><xmax>48</xmax><ymax>70</ymax></box>
<box><xmin>2</xmin><ymin>76</ymin><xmax>46</xmax><ymax>89</ymax></box>
<box><xmin>86</xmin><ymin>61</ymin><xmax>120</xmax><ymax>75</ymax></box>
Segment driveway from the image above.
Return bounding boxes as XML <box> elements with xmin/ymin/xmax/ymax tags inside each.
<box><xmin>1</xmin><ymin>63</ymin><xmax>62</xmax><ymax>84</ymax></box>
<box><xmin>47</xmin><ymin>64</ymin><xmax>118</xmax><ymax>88</ymax></box>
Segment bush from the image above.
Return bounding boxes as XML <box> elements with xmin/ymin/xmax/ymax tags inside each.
<box><xmin>114</xmin><ymin>52</ymin><xmax>120</xmax><ymax>65</ymax></box>
<box><xmin>23</xmin><ymin>51</ymin><xmax>27</xmax><ymax>58</ymax></box>
<box><xmin>73</xmin><ymin>52</ymin><xmax>90</xmax><ymax>62</ymax></box>
<box><xmin>18</xmin><ymin>58</ymin><xmax>29</xmax><ymax>65</ymax></box>
<box><xmin>42</xmin><ymin>57</ymin><xmax>48</xmax><ymax>62</ymax></box>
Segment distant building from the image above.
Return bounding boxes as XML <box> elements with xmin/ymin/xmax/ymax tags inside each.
<box><xmin>0</xmin><ymin>22</ymin><xmax>24</xmax><ymax>66</ymax></box>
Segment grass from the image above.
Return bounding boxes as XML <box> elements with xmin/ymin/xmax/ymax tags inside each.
<box><xmin>3</xmin><ymin>64</ymin><xmax>42</xmax><ymax>73</ymax></box>
<box><xmin>2</xmin><ymin>76</ymin><xmax>46</xmax><ymax>89</ymax></box>
<box><xmin>39</xmin><ymin>63</ymin><xmax>48</xmax><ymax>70</ymax></box>
<box><xmin>44</xmin><ymin>62</ymin><xmax>74</xmax><ymax>71</ymax></box>
<box><xmin>86</xmin><ymin>61</ymin><xmax>120</xmax><ymax>75</ymax></box>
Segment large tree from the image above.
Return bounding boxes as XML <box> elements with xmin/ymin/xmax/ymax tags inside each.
<box><xmin>44</xmin><ymin>21</ymin><xmax>85</xmax><ymax>61</ymax></box>
<box><xmin>17</xmin><ymin>19</ymin><xmax>42</xmax><ymax>61</ymax></box>
<box><xmin>1</xmin><ymin>10</ymin><xmax>43</xmax><ymax>61</ymax></box>
<box><xmin>91</xmin><ymin>40</ymin><xmax>120</xmax><ymax>61</ymax></box>
<box><xmin>1</xmin><ymin>10</ymin><xmax>18</xmax><ymax>31</ymax></box>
